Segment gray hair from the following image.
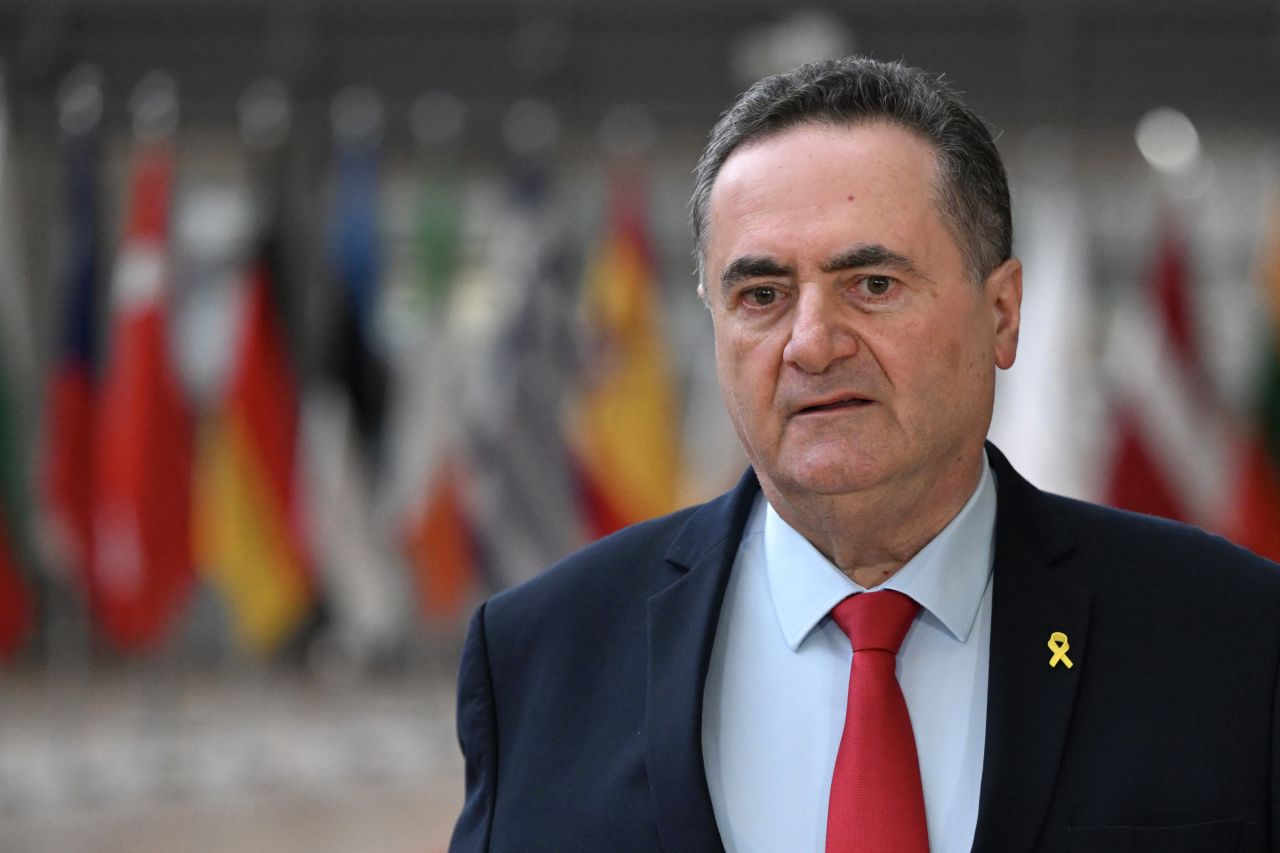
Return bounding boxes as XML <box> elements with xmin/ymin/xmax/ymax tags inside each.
<box><xmin>691</xmin><ymin>56</ymin><xmax>1011</xmax><ymax>287</ymax></box>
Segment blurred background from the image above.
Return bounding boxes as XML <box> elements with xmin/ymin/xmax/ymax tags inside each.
<box><xmin>0</xmin><ymin>0</ymin><xmax>1279</xmax><ymax>849</ymax></box>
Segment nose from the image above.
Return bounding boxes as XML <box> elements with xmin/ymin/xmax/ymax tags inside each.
<box><xmin>782</xmin><ymin>287</ymin><xmax>858</xmax><ymax>374</ymax></box>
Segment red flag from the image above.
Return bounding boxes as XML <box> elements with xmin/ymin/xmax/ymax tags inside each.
<box><xmin>0</xmin><ymin>504</ymin><xmax>31</xmax><ymax>659</ymax></box>
<box><xmin>403</xmin><ymin>460</ymin><xmax>476</xmax><ymax>623</ymax></box>
<box><xmin>91</xmin><ymin>140</ymin><xmax>194</xmax><ymax>652</ymax></box>
<box><xmin>1223</xmin><ymin>200</ymin><xmax>1280</xmax><ymax>560</ymax></box>
<box><xmin>44</xmin><ymin>368</ymin><xmax>95</xmax><ymax>575</ymax></box>
<box><xmin>1105</xmin><ymin>409</ymin><xmax>1188</xmax><ymax>521</ymax></box>
<box><xmin>1227</xmin><ymin>433</ymin><xmax>1280</xmax><ymax>560</ymax></box>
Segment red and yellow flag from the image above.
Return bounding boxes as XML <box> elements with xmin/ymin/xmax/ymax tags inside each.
<box><xmin>573</xmin><ymin>175</ymin><xmax>681</xmax><ymax>537</ymax></box>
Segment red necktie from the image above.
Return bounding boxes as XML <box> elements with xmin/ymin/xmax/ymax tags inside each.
<box><xmin>826</xmin><ymin>590</ymin><xmax>929</xmax><ymax>853</ymax></box>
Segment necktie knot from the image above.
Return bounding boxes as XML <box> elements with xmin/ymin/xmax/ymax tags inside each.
<box><xmin>830</xmin><ymin>589</ymin><xmax>919</xmax><ymax>654</ymax></box>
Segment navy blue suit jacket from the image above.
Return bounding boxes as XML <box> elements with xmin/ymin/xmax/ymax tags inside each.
<box><xmin>450</xmin><ymin>446</ymin><xmax>1280</xmax><ymax>852</ymax></box>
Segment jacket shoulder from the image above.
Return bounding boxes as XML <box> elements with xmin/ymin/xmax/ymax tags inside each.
<box><xmin>476</xmin><ymin>491</ymin><xmax>744</xmax><ymax>663</ymax></box>
<box><xmin>1043</xmin><ymin>491</ymin><xmax>1280</xmax><ymax>598</ymax></box>
<box><xmin>489</xmin><ymin>503</ymin><xmax>703</xmax><ymax>615</ymax></box>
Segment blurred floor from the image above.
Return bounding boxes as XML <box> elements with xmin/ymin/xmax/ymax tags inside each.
<box><xmin>0</xmin><ymin>669</ymin><xmax>463</xmax><ymax>852</ymax></box>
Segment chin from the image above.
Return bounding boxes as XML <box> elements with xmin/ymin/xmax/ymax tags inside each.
<box><xmin>767</xmin><ymin>448</ymin><xmax>888</xmax><ymax>498</ymax></box>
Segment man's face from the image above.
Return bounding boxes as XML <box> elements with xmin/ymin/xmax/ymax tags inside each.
<box><xmin>703</xmin><ymin>121</ymin><xmax>1021</xmax><ymax>504</ymax></box>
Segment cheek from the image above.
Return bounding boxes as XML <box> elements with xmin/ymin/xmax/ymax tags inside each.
<box><xmin>718</xmin><ymin>323</ymin><xmax>765</xmax><ymax>375</ymax></box>
<box><xmin>716</xmin><ymin>330</ymin><xmax>784</xmax><ymax>429</ymax></box>
<box><xmin>878</xmin><ymin>314</ymin><xmax>987</xmax><ymax>401</ymax></box>
<box><xmin>873</xmin><ymin>313</ymin><xmax>950</xmax><ymax>377</ymax></box>
<box><xmin>714</xmin><ymin>328</ymin><xmax>753</xmax><ymax>405</ymax></box>
<box><xmin>924</xmin><ymin>327</ymin><xmax>998</xmax><ymax>426</ymax></box>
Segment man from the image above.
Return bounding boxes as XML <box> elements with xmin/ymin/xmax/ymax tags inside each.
<box><xmin>450</xmin><ymin>56</ymin><xmax>1280</xmax><ymax>853</ymax></box>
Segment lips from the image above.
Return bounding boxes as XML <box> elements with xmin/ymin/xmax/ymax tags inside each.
<box><xmin>795</xmin><ymin>395</ymin><xmax>873</xmax><ymax>414</ymax></box>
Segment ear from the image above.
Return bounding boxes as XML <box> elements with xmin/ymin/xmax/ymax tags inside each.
<box><xmin>985</xmin><ymin>257</ymin><xmax>1022</xmax><ymax>370</ymax></box>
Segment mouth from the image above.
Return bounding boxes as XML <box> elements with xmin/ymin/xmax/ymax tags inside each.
<box><xmin>795</xmin><ymin>396</ymin><xmax>874</xmax><ymax>415</ymax></box>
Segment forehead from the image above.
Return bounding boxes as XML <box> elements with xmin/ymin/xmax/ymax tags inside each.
<box><xmin>706</xmin><ymin>121</ymin><xmax>946</xmax><ymax>261</ymax></box>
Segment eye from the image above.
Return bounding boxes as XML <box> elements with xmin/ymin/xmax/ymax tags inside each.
<box><xmin>862</xmin><ymin>275</ymin><xmax>894</xmax><ymax>296</ymax></box>
<box><xmin>745</xmin><ymin>286</ymin><xmax>778</xmax><ymax>307</ymax></box>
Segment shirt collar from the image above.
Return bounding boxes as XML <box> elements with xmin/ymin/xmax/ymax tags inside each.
<box><xmin>764</xmin><ymin>457</ymin><xmax>997</xmax><ymax>652</ymax></box>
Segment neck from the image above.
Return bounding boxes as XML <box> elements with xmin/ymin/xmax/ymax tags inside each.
<box><xmin>763</xmin><ymin>448</ymin><xmax>986</xmax><ymax>588</ymax></box>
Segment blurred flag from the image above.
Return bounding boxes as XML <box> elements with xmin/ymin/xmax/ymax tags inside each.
<box><xmin>0</xmin><ymin>505</ymin><xmax>30</xmax><ymax>660</ymax></box>
<box><xmin>0</xmin><ymin>369</ymin><xmax>32</xmax><ymax>662</ymax></box>
<box><xmin>1223</xmin><ymin>200</ymin><xmax>1280</xmax><ymax>560</ymax></box>
<box><xmin>91</xmin><ymin>139</ymin><xmax>194</xmax><ymax>652</ymax></box>
<box><xmin>675</xmin><ymin>309</ymin><xmax>747</xmax><ymax>505</ymax></box>
<box><xmin>990</xmin><ymin>166</ymin><xmax>1101</xmax><ymax>500</ymax></box>
<box><xmin>386</xmin><ymin>159</ymin><xmax>478</xmax><ymax>624</ymax></box>
<box><xmin>571</xmin><ymin>173</ymin><xmax>681</xmax><ymax>536</ymax></box>
<box><xmin>324</xmin><ymin>136</ymin><xmax>388</xmax><ymax>472</ymax></box>
<box><xmin>404</xmin><ymin>460</ymin><xmax>475</xmax><ymax>623</ymax></box>
<box><xmin>414</xmin><ymin>156</ymin><xmax>464</xmax><ymax>307</ymax></box>
<box><xmin>194</xmin><ymin>223</ymin><xmax>314</xmax><ymax>652</ymax></box>
<box><xmin>463</xmin><ymin>165</ymin><xmax>584</xmax><ymax>588</ymax></box>
<box><xmin>676</xmin><ymin>225</ymin><xmax>745</xmax><ymax>504</ymax></box>
<box><xmin>0</xmin><ymin>71</ymin><xmax>34</xmax><ymax>658</ymax></box>
<box><xmin>41</xmin><ymin>117</ymin><xmax>100</xmax><ymax>593</ymax></box>
<box><xmin>1101</xmin><ymin>217</ymin><xmax>1230</xmax><ymax>525</ymax></box>
<box><xmin>302</xmin><ymin>123</ymin><xmax>408</xmax><ymax>660</ymax></box>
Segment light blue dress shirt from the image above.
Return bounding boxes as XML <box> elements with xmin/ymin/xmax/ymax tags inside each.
<box><xmin>702</xmin><ymin>460</ymin><xmax>997</xmax><ymax>853</ymax></box>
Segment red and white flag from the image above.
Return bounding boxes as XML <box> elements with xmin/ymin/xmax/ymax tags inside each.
<box><xmin>1101</xmin><ymin>217</ymin><xmax>1231</xmax><ymax>525</ymax></box>
<box><xmin>91</xmin><ymin>139</ymin><xmax>194</xmax><ymax>651</ymax></box>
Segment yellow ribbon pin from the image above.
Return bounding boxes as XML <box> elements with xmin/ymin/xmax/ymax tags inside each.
<box><xmin>1047</xmin><ymin>632</ymin><xmax>1073</xmax><ymax>669</ymax></box>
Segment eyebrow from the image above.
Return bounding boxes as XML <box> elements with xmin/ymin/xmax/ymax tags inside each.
<box><xmin>819</xmin><ymin>244</ymin><xmax>922</xmax><ymax>277</ymax></box>
<box><xmin>718</xmin><ymin>243</ymin><xmax>924</xmax><ymax>292</ymax></box>
<box><xmin>719</xmin><ymin>255</ymin><xmax>794</xmax><ymax>289</ymax></box>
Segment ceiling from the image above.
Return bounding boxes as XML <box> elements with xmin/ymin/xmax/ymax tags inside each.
<box><xmin>1</xmin><ymin>0</ymin><xmax>1277</xmax><ymax>151</ymax></box>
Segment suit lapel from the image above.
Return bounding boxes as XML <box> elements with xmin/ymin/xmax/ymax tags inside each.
<box><xmin>971</xmin><ymin>447</ymin><xmax>1091</xmax><ymax>853</ymax></box>
<box><xmin>645</xmin><ymin>469</ymin><xmax>759</xmax><ymax>853</ymax></box>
